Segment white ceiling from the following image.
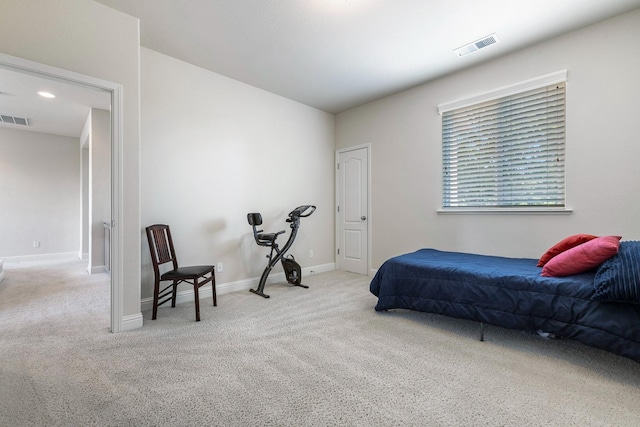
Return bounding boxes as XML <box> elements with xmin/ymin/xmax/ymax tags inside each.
<box><xmin>2</xmin><ymin>0</ymin><xmax>639</xmax><ymax>138</ymax></box>
<box><xmin>95</xmin><ymin>0</ymin><xmax>640</xmax><ymax>113</ymax></box>
<box><xmin>0</xmin><ymin>67</ymin><xmax>111</xmax><ymax>138</ymax></box>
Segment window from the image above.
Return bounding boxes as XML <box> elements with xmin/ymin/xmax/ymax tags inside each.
<box><xmin>439</xmin><ymin>71</ymin><xmax>566</xmax><ymax>210</ymax></box>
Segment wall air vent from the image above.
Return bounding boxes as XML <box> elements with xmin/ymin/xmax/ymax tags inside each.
<box><xmin>0</xmin><ymin>114</ymin><xmax>29</xmax><ymax>126</ymax></box>
<box><xmin>454</xmin><ymin>33</ymin><xmax>500</xmax><ymax>57</ymax></box>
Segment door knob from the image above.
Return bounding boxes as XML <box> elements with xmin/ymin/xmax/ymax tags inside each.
<box><xmin>361</xmin><ymin>216</ymin><xmax>367</xmax><ymax>220</ymax></box>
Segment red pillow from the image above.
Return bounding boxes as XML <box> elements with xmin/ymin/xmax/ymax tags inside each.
<box><xmin>537</xmin><ymin>234</ymin><xmax>598</xmax><ymax>267</ymax></box>
<box><xmin>541</xmin><ymin>236</ymin><xmax>621</xmax><ymax>277</ymax></box>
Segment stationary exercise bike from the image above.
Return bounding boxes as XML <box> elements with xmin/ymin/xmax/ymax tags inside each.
<box><xmin>247</xmin><ymin>205</ymin><xmax>316</xmax><ymax>298</ymax></box>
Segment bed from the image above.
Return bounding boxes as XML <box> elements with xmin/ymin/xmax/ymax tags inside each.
<box><xmin>370</xmin><ymin>244</ymin><xmax>640</xmax><ymax>363</ymax></box>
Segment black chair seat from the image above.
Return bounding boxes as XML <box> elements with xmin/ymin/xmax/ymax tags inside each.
<box><xmin>162</xmin><ymin>265</ymin><xmax>214</xmax><ymax>280</ymax></box>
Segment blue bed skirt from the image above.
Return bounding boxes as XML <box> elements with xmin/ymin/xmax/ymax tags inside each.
<box><xmin>370</xmin><ymin>249</ymin><xmax>640</xmax><ymax>362</ymax></box>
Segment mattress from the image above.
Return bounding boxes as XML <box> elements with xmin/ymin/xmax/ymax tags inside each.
<box><xmin>370</xmin><ymin>249</ymin><xmax>640</xmax><ymax>362</ymax></box>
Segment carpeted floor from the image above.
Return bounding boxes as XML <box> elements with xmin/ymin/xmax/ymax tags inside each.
<box><xmin>1</xmin><ymin>259</ymin><xmax>639</xmax><ymax>426</ymax></box>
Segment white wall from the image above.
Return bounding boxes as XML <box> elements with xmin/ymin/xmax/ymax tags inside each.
<box><xmin>336</xmin><ymin>9</ymin><xmax>640</xmax><ymax>268</ymax></box>
<box><xmin>0</xmin><ymin>0</ymin><xmax>141</xmax><ymax>322</ymax></box>
<box><xmin>0</xmin><ymin>128</ymin><xmax>80</xmax><ymax>258</ymax></box>
<box><xmin>140</xmin><ymin>48</ymin><xmax>335</xmax><ymax>299</ymax></box>
<box><xmin>84</xmin><ymin>108</ymin><xmax>111</xmax><ymax>273</ymax></box>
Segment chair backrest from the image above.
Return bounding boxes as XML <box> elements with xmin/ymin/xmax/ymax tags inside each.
<box><xmin>146</xmin><ymin>224</ymin><xmax>179</xmax><ymax>276</ymax></box>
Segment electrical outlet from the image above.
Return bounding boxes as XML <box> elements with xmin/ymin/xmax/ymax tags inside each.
<box><xmin>33</xmin><ymin>241</ymin><xmax>40</xmax><ymax>248</ymax></box>
<box><xmin>217</xmin><ymin>262</ymin><xmax>223</xmax><ymax>273</ymax></box>
<box><xmin>309</xmin><ymin>249</ymin><xmax>314</xmax><ymax>258</ymax></box>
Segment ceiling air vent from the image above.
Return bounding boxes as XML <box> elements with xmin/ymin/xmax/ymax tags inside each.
<box><xmin>454</xmin><ymin>33</ymin><xmax>500</xmax><ymax>57</ymax></box>
<box><xmin>0</xmin><ymin>114</ymin><xmax>29</xmax><ymax>126</ymax></box>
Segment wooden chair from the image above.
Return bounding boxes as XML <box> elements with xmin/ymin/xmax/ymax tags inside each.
<box><xmin>145</xmin><ymin>224</ymin><xmax>217</xmax><ymax>321</ymax></box>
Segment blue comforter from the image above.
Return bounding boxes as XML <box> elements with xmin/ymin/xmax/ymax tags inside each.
<box><xmin>370</xmin><ymin>249</ymin><xmax>640</xmax><ymax>362</ymax></box>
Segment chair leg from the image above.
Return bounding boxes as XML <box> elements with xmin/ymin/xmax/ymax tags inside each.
<box><xmin>152</xmin><ymin>279</ymin><xmax>160</xmax><ymax>320</ymax></box>
<box><xmin>171</xmin><ymin>280</ymin><xmax>178</xmax><ymax>307</ymax></box>
<box><xmin>194</xmin><ymin>278</ymin><xmax>201</xmax><ymax>321</ymax></box>
<box><xmin>212</xmin><ymin>272</ymin><xmax>217</xmax><ymax>307</ymax></box>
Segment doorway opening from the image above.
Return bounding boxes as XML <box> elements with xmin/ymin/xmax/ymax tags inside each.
<box><xmin>0</xmin><ymin>52</ymin><xmax>124</xmax><ymax>332</ymax></box>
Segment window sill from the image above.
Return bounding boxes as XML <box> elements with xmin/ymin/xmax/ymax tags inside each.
<box><xmin>437</xmin><ymin>208</ymin><xmax>573</xmax><ymax>215</ymax></box>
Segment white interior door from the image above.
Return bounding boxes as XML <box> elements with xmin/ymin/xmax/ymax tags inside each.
<box><xmin>337</xmin><ymin>146</ymin><xmax>369</xmax><ymax>275</ymax></box>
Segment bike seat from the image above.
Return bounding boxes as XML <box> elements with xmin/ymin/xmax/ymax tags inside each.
<box><xmin>256</xmin><ymin>230</ymin><xmax>285</xmax><ymax>244</ymax></box>
<box><xmin>248</xmin><ymin>212</ymin><xmax>286</xmax><ymax>246</ymax></box>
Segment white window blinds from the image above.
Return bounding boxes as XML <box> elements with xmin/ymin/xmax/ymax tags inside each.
<box><xmin>441</xmin><ymin>79</ymin><xmax>566</xmax><ymax>209</ymax></box>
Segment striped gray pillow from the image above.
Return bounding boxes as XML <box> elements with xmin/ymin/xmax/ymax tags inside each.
<box><xmin>593</xmin><ymin>241</ymin><xmax>640</xmax><ymax>303</ymax></box>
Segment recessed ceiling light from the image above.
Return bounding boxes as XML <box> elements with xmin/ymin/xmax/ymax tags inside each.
<box><xmin>37</xmin><ymin>91</ymin><xmax>56</xmax><ymax>98</ymax></box>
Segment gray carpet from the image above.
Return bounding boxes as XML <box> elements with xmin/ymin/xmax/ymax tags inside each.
<box><xmin>1</xmin><ymin>259</ymin><xmax>639</xmax><ymax>426</ymax></box>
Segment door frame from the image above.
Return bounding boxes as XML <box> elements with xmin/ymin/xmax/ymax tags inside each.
<box><xmin>0</xmin><ymin>52</ymin><xmax>124</xmax><ymax>333</ymax></box>
<box><xmin>335</xmin><ymin>143</ymin><xmax>372</xmax><ymax>276</ymax></box>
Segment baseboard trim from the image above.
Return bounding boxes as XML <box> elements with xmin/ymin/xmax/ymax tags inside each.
<box><xmin>118</xmin><ymin>312</ymin><xmax>143</xmax><ymax>332</ymax></box>
<box><xmin>3</xmin><ymin>252</ymin><xmax>80</xmax><ymax>264</ymax></box>
<box><xmin>88</xmin><ymin>265</ymin><xmax>108</xmax><ymax>275</ymax></box>
<box><xmin>140</xmin><ymin>263</ymin><xmax>335</xmax><ymax>312</ymax></box>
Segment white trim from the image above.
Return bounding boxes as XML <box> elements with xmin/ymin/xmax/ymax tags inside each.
<box><xmin>120</xmin><ymin>313</ymin><xmax>144</xmax><ymax>332</ymax></box>
<box><xmin>437</xmin><ymin>70</ymin><xmax>567</xmax><ymax>114</ymax></box>
<box><xmin>367</xmin><ymin>146</ymin><xmax>372</xmax><ymax>277</ymax></box>
<box><xmin>88</xmin><ymin>265</ymin><xmax>108</xmax><ymax>274</ymax></box>
<box><xmin>0</xmin><ymin>52</ymin><xmax>125</xmax><ymax>333</ymax></box>
<box><xmin>438</xmin><ymin>208</ymin><xmax>573</xmax><ymax>215</ymax></box>
<box><xmin>110</xmin><ymin>84</ymin><xmax>125</xmax><ymax>333</ymax></box>
<box><xmin>2</xmin><ymin>252</ymin><xmax>80</xmax><ymax>264</ymax></box>
<box><xmin>140</xmin><ymin>263</ymin><xmax>336</xmax><ymax>312</ymax></box>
